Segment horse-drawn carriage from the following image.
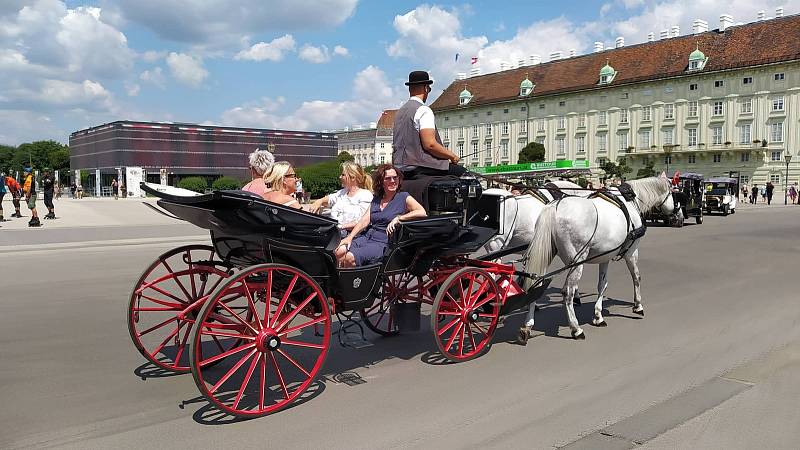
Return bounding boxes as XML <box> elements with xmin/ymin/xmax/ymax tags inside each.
<box><xmin>704</xmin><ymin>177</ymin><xmax>738</xmax><ymax>216</ymax></box>
<box><xmin>128</xmin><ymin>178</ymin><xmax>550</xmax><ymax>417</ymax></box>
<box><xmin>645</xmin><ymin>173</ymin><xmax>704</xmax><ymax>227</ymax></box>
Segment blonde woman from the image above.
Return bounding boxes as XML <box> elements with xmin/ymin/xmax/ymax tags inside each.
<box><xmin>310</xmin><ymin>162</ymin><xmax>373</xmax><ymax>234</ymax></box>
<box><xmin>242</xmin><ymin>147</ymin><xmax>275</xmax><ymax>199</ymax></box>
<box><xmin>262</xmin><ymin>161</ymin><xmax>302</xmax><ymax>209</ymax></box>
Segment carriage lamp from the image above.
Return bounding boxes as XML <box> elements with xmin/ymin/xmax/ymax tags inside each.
<box><xmin>785</xmin><ymin>152</ymin><xmax>792</xmax><ymax>205</ymax></box>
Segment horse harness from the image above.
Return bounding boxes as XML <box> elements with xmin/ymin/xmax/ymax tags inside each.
<box><xmin>586</xmin><ymin>183</ymin><xmax>647</xmax><ymax>260</ymax></box>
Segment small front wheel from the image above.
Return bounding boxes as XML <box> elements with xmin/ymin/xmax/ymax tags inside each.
<box><xmin>431</xmin><ymin>267</ymin><xmax>500</xmax><ymax>362</ymax></box>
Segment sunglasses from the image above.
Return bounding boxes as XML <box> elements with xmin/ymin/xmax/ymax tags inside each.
<box><xmin>383</xmin><ymin>176</ymin><xmax>399</xmax><ymax>182</ymax></box>
<box><xmin>284</xmin><ymin>173</ymin><xmax>297</xmax><ymax>178</ymax></box>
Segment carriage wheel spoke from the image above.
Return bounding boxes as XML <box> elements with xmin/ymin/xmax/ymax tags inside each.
<box><xmin>465</xmin><ymin>274</ymin><xmax>475</xmax><ymax>307</ymax></box>
<box><xmin>173</xmin><ymin>323</ymin><xmax>192</xmax><ymax>366</ymax></box>
<box><xmin>241</xmin><ymin>279</ymin><xmax>262</xmax><ymax>330</ymax></box>
<box><xmin>133</xmin><ymin>306</ymin><xmax>180</xmax><ymax>312</ymax></box>
<box><xmin>270</xmin><ymin>273</ymin><xmax>299</xmax><ymax>328</ymax></box>
<box><xmin>199</xmin><ymin>342</ymin><xmax>255</xmax><ymax>367</ymax></box>
<box><xmin>139</xmin><ymin>294</ymin><xmax>184</xmax><ymax>310</ymax></box>
<box><xmin>445</xmin><ymin>291</ymin><xmax>464</xmax><ymax>311</ymax></box>
<box><xmin>277</xmin><ymin>349</ymin><xmax>311</xmax><ymax>377</ymax></box>
<box><xmin>437</xmin><ymin>317</ymin><xmax>460</xmax><ymax>337</ymax></box>
<box><xmin>275</xmin><ymin>291</ymin><xmax>319</xmax><ymax>333</ymax></box>
<box><xmin>258</xmin><ymin>354</ymin><xmax>267</xmax><ymax>411</ymax></box>
<box><xmin>138</xmin><ymin>315</ymin><xmax>181</xmax><ymax>337</ymax></box>
<box><xmin>162</xmin><ymin>260</ymin><xmax>194</xmax><ymax>302</ymax></box>
<box><xmin>472</xmin><ymin>322</ymin><xmax>489</xmax><ymax>338</ymax></box>
<box><xmin>210</xmin><ymin>348</ymin><xmax>257</xmax><ymax>394</ymax></box>
<box><xmin>144</xmin><ymin>284</ymin><xmax>188</xmax><ymax>306</ymax></box>
<box><xmin>262</xmin><ymin>269</ymin><xmax>273</xmax><ymax>328</ymax></box>
<box><xmin>281</xmin><ymin>339</ymin><xmax>324</xmax><ymax>349</ymax></box>
<box><xmin>279</xmin><ymin>315</ymin><xmax>327</xmax><ymax>337</ymax></box>
<box><xmin>472</xmin><ymin>292</ymin><xmax>498</xmax><ymax>311</ymax></box>
<box><xmin>216</xmin><ymin>300</ymin><xmax>259</xmax><ymax>335</ymax></box>
<box><xmin>199</xmin><ymin>329</ymin><xmax>255</xmax><ymax>340</ymax></box>
<box><xmin>444</xmin><ymin>323</ymin><xmax>464</xmax><ymax>353</ymax></box>
<box><xmin>186</xmin><ymin>253</ymin><xmax>198</xmax><ymax>300</ymax></box>
<box><xmin>468</xmin><ymin>279</ymin><xmax>490</xmax><ymax>307</ymax></box>
<box><xmin>467</xmin><ymin>323</ymin><xmax>477</xmax><ymax>352</ymax></box>
<box><xmin>268</xmin><ymin>352</ymin><xmax>290</xmax><ymax>401</ymax></box>
<box><xmin>458</xmin><ymin>322</ymin><xmax>466</xmax><ymax>356</ymax></box>
<box><xmin>233</xmin><ymin>351</ymin><xmax>261</xmax><ymax>410</ymax></box>
<box><xmin>151</xmin><ymin>321</ymin><xmax>183</xmax><ymax>358</ymax></box>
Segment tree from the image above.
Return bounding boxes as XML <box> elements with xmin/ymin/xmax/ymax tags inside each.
<box><xmin>177</xmin><ymin>176</ymin><xmax>208</xmax><ymax>193</ymax></box>
<box><xmin>636</xmin><ymin>161</ymin><xmax>656</xmax><ymax>179</ymax></box>
<box><xmin>518</xmin><ymin>142</ymin><xmax>546</xmax><ymax>163</ymax></box>
<box><xmin>600</xmin><ymin>159</ymin><xmax>632</xmax><ymax>181</ymax></box>
<box><xmin>337</xmin><ymin>151</ymin><xmax>354</xmax><ymax>163</ymax></box>
<box><xmin>49</xmin><ymin>148</ymin><xmax>70</xmax><ymax>171</ymax></box>
<box><xmin>0</xmin><ymin>145</ymin><xmax>14</xmax><ymax>172</ymax></box>
<box><xmin>10</xmin><ymin>140</ymin><xmax>69</xmax><ymax>173</ymax></box>
<box><xmin>212</xmin><ymin>176</ymin><xmax>242</xmax><ymax>191</ymax></box>
<box><xmin>297</xmin><ymin>159</ymin><xmax>342</xmax><ymax>199</ymax></box>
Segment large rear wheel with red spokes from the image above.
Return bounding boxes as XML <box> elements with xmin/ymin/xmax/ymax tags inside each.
<box><xmin>189</xmin><ymin>264</ymin><xmax>331</xmax><ymax>417</ymax></box>
<box><xmin>361</xmin><ymin>273</ymin><xmax>427</xmax><ymax>336</ymax></box>
<box><xmin>128</xmin><ymin>244</ymin><xmax>232</xmax><ymax>373</ymax></box>
<box><xmin>431</xmin><ymin>267</ymin><xmax>500</xmax><ymax>362</ymax></box>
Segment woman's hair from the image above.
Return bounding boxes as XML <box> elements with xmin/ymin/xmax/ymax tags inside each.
<box><xmin>371</xmin><ymin>164</ymin><xmax>403</xmax><ymax>198</ymax></box>
<box><xmin>341</xmin><ymin>161</ymin><xmax>373</xmax><ymax>191</ymax></box>
<box><xmin>248</xmin><ymin>148</ymin><xmax>275</xmax><ymax>176</ymax></box>
<box><xmin>263</xmin><ymin>161</ymin><xmax>293</xmax><ymax>191</ymax></box>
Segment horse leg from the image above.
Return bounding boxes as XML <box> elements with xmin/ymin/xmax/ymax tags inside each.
<box><xmin>592</xmin><ymin>262</ymin><xmax>609</xmax><ymax>326</ymax></box>
<box><xmin>563</xmin><ymin>265</ymin><xmax>585</xmax><ymax>339</ymax></box>
<box><xmin>517</xmin><ymin>302</ymin><xmax>536</xmax><ymax>345</ymax></box>
<box><xmin>625</xmin><ymin>249</ymin><xmax>644</xmax><ymax>315</ymax></box>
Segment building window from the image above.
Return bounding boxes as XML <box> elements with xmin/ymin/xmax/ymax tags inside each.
<box><xmin>688</xmin><ymin>101</ymin><xmax>698</xmax><ymax>117</ymax></box>
<box><xmin>641</xmin><ymin>106</ymin><xmax>651</xmax><ymax>122</ymax></box>
<box><xmin>596</xmin><ymin>133</ymin><xmax>607</xmax><ymax>153</ymax></box>
<box><xmin>743</xmin><ymin>77</ymin><xmax>753</xmax><ymax>85</ymax></box>
<box><xmin>519</xmin><ymin>120</ymin><xmax>527</xmax><ymax>133</ymax></box>
<box><xmin>688</xmin><ymin>128</ymin><xmax>698</xmax><ymax>147</ymax></box>
<box><xmin>484</xmin><ymin>142</ymin><xmax>492</xmax><ymax>163</ymax></box>
<box><xmin>714</xmin><ymin>80</ymin><xmax>724</xmax><ymax>87</ymax></box>
<box><xmin>618</xmin><ymin>132</ymin><xmax>629</xmax><ymax>151</ymax></box>
<box><xmin>664</xmin><ymin>104</ymin><xmax>674</xmax><ymax>120</ymax></box>
<box><xmin>739</xmin><ymin>124</ymin><xmax>751</xmax><ymax>144</ymax></box>
<box><xmin>457</xmin><ymin>142</ymin><xmax>464</xmax><ymax>157</ymax></box>
<box><xmin>713</xmin><ymin>153</ymin><xmax>722</xmax><ymax>163</ymax></box>
<box><xmin>471</xmin><ymin>141</ymin><xmax>478</xmax><ymax>158</ymax></box>
<box><xmin>457</xmin><ymin>128</ymin><xmax>464</xmax><ymax>139</ymax></box>
<box><xmin>741</xmin><ymin>153</ymin><xmax>750</xmax><ymax>162</ymax></box>
<box><xmin>487</xmin><ymin>111</ymin><xmax>492</xmax><ymax>116</ymax></box>
<box><xmin>688</xmin><ymin>154</ymin><xmax>696</xmax><ymax>164</ymax></box>
<box><xmin>536</xmin><ymin>137</ymin><xmax>545</xmax><ymax>145</ymax></box>
<box><xmin>712</xmin><ymin>126</ymin><xmax>723</xmax><ymax>145</ymax></box>
<box><xmin>598</xmin><ymin>157</ymin><xmax>608</xmax><ymax>166</ymax></box>
<box><xmin>619</xmin><ymin>109</ymin><xmax>628</xmax><ymax>124</ymax></box>
<box><xmin>557</xmin><ymin>116</ymin><xmax>566</xmax><ymax>129</ymax></box>
<box><xmin>598</xmin><ymin>111</ymin><xmax>607</xmax><ymax>126</ymax></box>
<box><xmin>741</xmin><ymin>175</ymin><xmax>750</xmax><ymax>185</ymax></box>
<box><xmin>556</xmin><ymin>137</ymin><xmax>565</xmax><ymax>155</ymax></box>
<box><xmin>740</xmin><ymin>99</ymin><xmax>752</xmax><ymax>114</ymax></box>
<box><xmin>664</xmin><ymin>155</ymin><xmax>672</xmax><ymax>165</ymax></box>
<box><xmin>771</xmin><ymin>151</ymin><xmax>782</xmax><ymax>161</ymax></box>
<box><xmin>520</xmin><ymin>106</ymin><xmax>527</xmax><ymax>111</ymax></box>
<box><xmin>503</xmin><ymin>108</ymin><xmax>509</xmax><ymax>114</ymax></box>
<box><xmin>440</xmin><ymin>129</ymin><xmax>448</xmax><ymax>140</ymax></box>
<box><xmin>501</xmin><ymin>122</ymin><xmax>510</xmax><ymax>135</ymax></box>
<box><xmin>578</xmin><ymin>114</ymin><xmax>586</xmax><ymax>127</ymax></box>
<box><xmin>689</xmin><ymin>83</ymin><xmax>698</xmax><ymax>91</ymax></box>
<box><xmin>774</xmin><ymin>73</ymin><xmax>785</xmax><ymax>81</ymax></box>
<box><xmin>559</xmin><ymin>101</ymin><xmax>566</xmax><ymax>107</ymax></box>
<box><xmin>380</xmin><ymin>155</ymin><xmax>385</xmax><ymax>164</ymax></box>
<box><xmin>472</xmin><ymin>124</ymin><xmax>479</xmax><ymax>138</ymax></box>
<box><xmin>770</xmin><ymin>122</ymin><xmax>784</xmax><ymax>142</ymax></box>
<box><xmin>662</xmin><ymin>129</ymin><xmax>673</xmax><ymax>146</ymax></box>
<box><xmin>485</xmin><ymin>123</ymin><xmax>492</xmax><ymax>136</ymax></box>
<box><xmin>713</xmin><ymin>101</ymin><xmax>723</xmax><ymax>115</ymax></box>
<box><xmin>539</xmin><ymin>103</ymin><xmax>545</xmax><ymax>109</ymax></box>
<box><xmin>773</xmin><ymin>96</ymin><xmax>785</xmax><ymax>111</ymax></box>
<box><xmin>576</xmin><ymin>136</ymin><xmax>585</xmax><ymax>153</ymax></box>
<box><xmin>537</xmin><ymin>119</ymin><xmax>545</xmax><ymax>132</ymax></box>
<box><xmin>501</xmin><ymin>141</ymin><xmax>509</xmax><ymax>158</ymax></box>
<box><xmin>770</xmin><ymin>174</ymin><xmax>781</xmax><ymax>184</ymax></box>
<box><xmin>638</xmin><ymin>130</ymin><xmax>650</xmax><ymax>148</ymax></box>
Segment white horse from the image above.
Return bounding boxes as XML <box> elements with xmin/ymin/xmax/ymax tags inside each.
<box><xmin>518</xmin><ymin>176</ymin><xmax>677</xmax><ymax>341</ymax></box>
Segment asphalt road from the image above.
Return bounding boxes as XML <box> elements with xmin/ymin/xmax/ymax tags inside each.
<box><xmin>2</xmin><ymin>205</ymin><xmax>799</xmax><ymax>449</ymax></box>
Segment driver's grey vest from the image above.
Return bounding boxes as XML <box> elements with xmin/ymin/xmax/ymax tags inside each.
<box><xmin>392</xmin><ymin>99</ymin><xmax>448</xmax><ymax>171</ymax></box>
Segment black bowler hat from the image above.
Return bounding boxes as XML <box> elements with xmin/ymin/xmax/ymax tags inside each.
<box><xmin>405</xmin><ymin>70</ymin><xmax>434</xmax><ymax>86</ymax></box>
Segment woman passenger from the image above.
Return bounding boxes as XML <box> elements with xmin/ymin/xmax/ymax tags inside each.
<box><xmin>262</xmin><ymin>161</ymin><xmax>302</xmax><ymax>209</ymax></box>
<box><xmin>310</xmin><ymin>161</ymin><xmax>373</xmax><ymax>235</ymax></box>
<box><xmin>242</xmin><ymin>147</ymin><xmax>275</xmax><ymax>199</ymax></box>
<box><xmin>336</xmin><ymin>164</ymin><xmax>426</xmax><ymax>267</ymax></box>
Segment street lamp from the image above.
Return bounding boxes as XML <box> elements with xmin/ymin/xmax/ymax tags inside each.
<box><xmin>784</xmin><ymin>151</ymin><xmax>792</xmax><ymax>205</ymax></box>
<box><xmin>664</xmin><ymin>145</ymin><xmax>673</xmax><ymax>176</ymax></box>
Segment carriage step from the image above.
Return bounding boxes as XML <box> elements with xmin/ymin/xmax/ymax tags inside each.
<box><xmin>340</xmin><ymin>334</ymin><xmax>373</xmax><ymax>349</ymax></box>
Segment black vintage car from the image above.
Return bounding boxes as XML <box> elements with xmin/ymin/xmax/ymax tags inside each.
<box><xmin>672</xmin><ymin>173</ymin><xmax>705</xmax><ymax>225</ymax></box>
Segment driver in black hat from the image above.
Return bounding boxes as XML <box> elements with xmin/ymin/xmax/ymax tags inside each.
<box><xmin>392</xmin><ymin>71</ymin><xmax>465</xmax><ymax>179</ymax></box>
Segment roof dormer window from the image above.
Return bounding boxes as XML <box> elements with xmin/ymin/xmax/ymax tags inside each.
<box><xmin>687</xmin><ymin>45</ymin><xmax>708</xmax><ymax>72</ymax></box>
<box><xmin>459</xmin><ymin>86</ymin><xmax>473</xmax><ymax>106</ymax></box>
<box><xmin>520</xmin><ymin>75</ymin><xmax>534</xmax><ymax>97</ymax></box>
<box><xmin>598</xmin><ymin>61</ymin><xmax>617</xmax><ymax>85</ymax></box>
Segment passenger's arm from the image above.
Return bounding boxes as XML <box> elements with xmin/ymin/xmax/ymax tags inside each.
<box><xmin>387</xmin><ymin>195</ymin><xmax>427</xmax><ymax>235</ymax></box>
<box><xmin>309</xmin><ymin>195</ymin><xmax>330</xmax><ymax>213</ymax></box>
<box><xmin>341</xmin><ymin>208</ymin><xmax>371</xmax><ymax>248</ymax></box>
<box><xmin>420</xmin><ymin>129</ymin><xmax>459</xmax><ymax>163</ymax></box>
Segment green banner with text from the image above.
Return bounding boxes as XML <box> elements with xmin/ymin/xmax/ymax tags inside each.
<box><xmin>473</xmin><ymin>160</ymin><xmax>590</xmax><ymax>174</ymax></box>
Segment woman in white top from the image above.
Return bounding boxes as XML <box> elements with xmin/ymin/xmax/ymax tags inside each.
<box><xmin>262</xmin><ymin>161</ymin><xmax>302</xmax><ymax>209</ymax></box>
<box><xmin>310</xmin><ymin>161</ymin><xmax>373</xmax><ymax>234</ymax></box>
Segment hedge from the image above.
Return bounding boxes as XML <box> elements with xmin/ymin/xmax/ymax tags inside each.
<box><xmin>177</xmin><ymin>176</ymin><xmax>208</xmax><ymax>193</ymax></box>
<box><xmin>212</xmin><ymin>176</ymin><xmax>242</xmax><ymax>191</ymax></box>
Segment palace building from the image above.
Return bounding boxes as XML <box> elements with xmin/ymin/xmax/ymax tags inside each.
<box><xmin>431</xmin><ymin>10</ymin><xmax>800</xmax><ymax>189</ymax></box>
<box><xmin>334</xmin><ymin>109</ymin><xmax>397</xmax><ymax>167</ymax></box>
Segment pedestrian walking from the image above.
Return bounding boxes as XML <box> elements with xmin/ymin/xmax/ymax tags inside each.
<box><xmin>789</xmin><ymin>183</ymin><xmax>798</xmax><ymax>205</ymax></box>
<box><xmin>750</xmin><ymin>184</ymin><xmax>758</xmax><ymax>204</ymax></box>
<box><xmin>42</xmin><ymin>169</ymin><xmax>56</xmax><ymax>219</ymax></box>
<box><xmin>742</xmin><ymin>185</ymin><xmax>748</xmax><ymax>203</ymax></box>
<box><xmin>4</xmin><ymin>174</ymin><xmax>22</xmax><ymax>217</ymax></box>
<box><xmin>119</xmin><ymin>181</ymin><xmax>126</xmax><ymax>198</ymax></box>
<box><xmin>760</xmin><ymin>185</ymin><xmax>767</xmax><ymax>203</ymax></box>
<box><xmin>766</xmin><ymin>181</ymin><xmax>774</xmax><ymax>205</ymax></box>
<box><xmin>0</xmin><ymin>172</ymin><xmax>7</xmax><ymax>222</ymax></box>
<box><xmin>77</xmin><ymin>183</ymin><xmax>83</xmax><ymax>199</ymax></box>
<box><xmin>22</xmin><ymin>168</ymin><xmax>40</xmax><ymax>227</ymax></box>
<box><xmin>70</xmin><ymin>182</ymin><xmax>76</xmax><ymax>198</ymax></box>
<box><xmin>112</xmin><ymin>178</ymin><xmax>119</xmax><ymax>200</ymax></box>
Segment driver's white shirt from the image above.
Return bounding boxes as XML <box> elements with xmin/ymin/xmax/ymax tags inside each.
<box><xmin>409</xmin><ymin>97</ymin><xmax>435</xmax><ymax>131</ymax></box>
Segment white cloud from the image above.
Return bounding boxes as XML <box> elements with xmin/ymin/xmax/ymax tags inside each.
<box><xmin>299</xmin><ymin>44</ymin><xmax>330</xmax><ymax>63</ymax></box>
<box><xmin>333</xmin><ymin>45</ymin><xmax>349</xmax><ymax>56</ymax></box>
<box><xmin>125</xmin><ymin>82</ymin><xmax>140</xmax><ymax>96</ymax></box>
<box><xmin>219</xmin><ymin>65</ymin><xmax>403</xmax><ymax>131</ymax></box>
<box><xmin>139</xmin><ymin>67</ymin><xmax>166</xmax><ymax>88</ymax></box>
<box><xmin>115</xmin><ymin>0</ymin><xmax>358</xmax><ymax>45</ymax></box>
<box><xmin>166</xmin><ymin>53</ymin><xmax>208</xmax><ymax>88</ymax></box>
<box><xmin>235</xmin><ymin>34</ymin><xmax>296</xmax><ymax>62</ymax></box>
<box><xmin>0</xmin><ymin>110</ymin><xmax>63</xmax><ymax>146</ymax></box>
<box><xmin>141</xmin><ymin>50</ymin><xmax>166</xmax><ymax>62</ymax></box>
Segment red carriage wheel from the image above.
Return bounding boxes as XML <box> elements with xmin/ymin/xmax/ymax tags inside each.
<box><xmin>189</xmin><ymin>264</ymin><xmax>330</xmax><ymax>417</ymax></box>
<box><xmin>431</xmin><ymin>267</ymin><xmax>500</xmax><ymax>362</ymax></box>
<box><xmin>128</xmin><ymin>244</ymin><xmax>232</xmax><ymax>373</ymax></box>
<box><xmin>361</xmin><ymin>273</ymin><xmax>424</xmax><ymax>336</ymax></box>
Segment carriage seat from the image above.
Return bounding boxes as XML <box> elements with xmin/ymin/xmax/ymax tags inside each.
<box><xmin>382</xmin><ymin>214</ymin><xmax>462</xmax><ymax>273</ymax></box>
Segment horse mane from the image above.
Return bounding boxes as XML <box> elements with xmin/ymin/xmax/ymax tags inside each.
<box><xmin>625</xmin><ymin>177</ymin><xmax>671</xmax><ymax>210</ymax></box>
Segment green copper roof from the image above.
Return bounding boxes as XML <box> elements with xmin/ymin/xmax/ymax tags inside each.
<box><xmin>599</xmin><ymin>63</ymin><xmax>616</xmax><ymax>76</ymax></box>
<box><xmin>689</xmin><ymin>47</ymin><xmax>706</xmax><ymax>61</ymax></box>
<box><xmin>459</xmin><ymin>87</ymin><xmax>472</xmax><ymax>99</ymax></box>
<box><xmin>520</xmin><ymin>77</ymin><xmax>534</xmax><ymax>89</ymax></box>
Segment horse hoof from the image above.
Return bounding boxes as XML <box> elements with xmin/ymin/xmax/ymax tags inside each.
<box><xmin>593</xmin><ymin>319</ymin><xmax>607</xmax><ymax>327</ymax></box>
<box><xmin>517</xmin><ymin>328</ymin><xmax>530</xmax><ymax>345</ymax></box>
<box><xmin>572</xmin><ymin>330</ymin><xmax>586</xmax><ymax>340</ymax></box>
<box><xmin>633</xmin><ymin>308</ymin><xmax>644</xmax><ymax>316</ymax></box>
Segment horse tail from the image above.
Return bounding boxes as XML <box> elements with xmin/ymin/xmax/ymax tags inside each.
<box><xmin>523</xmin><ymin>204</ymin><xmax>557</xmax><ymax>289</ymax></box>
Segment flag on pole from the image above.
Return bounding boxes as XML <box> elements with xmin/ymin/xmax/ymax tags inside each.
<box><xmin>471</xmin><ymin>56</ymin><xmax>478</xmax><ymax>65</ymax></box>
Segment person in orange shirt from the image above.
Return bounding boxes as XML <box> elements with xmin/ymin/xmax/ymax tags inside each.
<box><xmin>22</xmin><ymin>168</ymin><xmax>40</xmax><ymax>227</ymax></box>
<box><xmin>3</xmin><ymin>174</ymin><xmax>22</xmax><ymax>219</ymax></box>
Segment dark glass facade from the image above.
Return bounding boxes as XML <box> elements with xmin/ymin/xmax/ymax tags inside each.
<box><xmin>69</xmin><ymin>121</ymin><xmax>337</xmax><ymax>180</ymax></box>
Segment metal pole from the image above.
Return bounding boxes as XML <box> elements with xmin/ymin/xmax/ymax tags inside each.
<box><xmin>785</xmin><ymin>159</ymin><xmax>790</xmax><ymax>205</ymax></box>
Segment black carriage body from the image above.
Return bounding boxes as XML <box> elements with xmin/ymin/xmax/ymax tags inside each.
<box><xmin>426</xmin><ymin>177</ymin><xmax>482</xmax><ymax>224</ymax></box>
<box><xmin>147</xmin><ymin>187</ymin><xmax>499</xmax><ymax>312</ymax></box>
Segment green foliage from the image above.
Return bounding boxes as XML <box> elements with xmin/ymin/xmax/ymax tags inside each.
<box><xmin>48</xmin><ymin>148</ymin><xmax>70</xmax><ymax>170</ymax></box>
<box><xmin>178</xmin><ymin>176</ymin><xmax>209</xmax><ymax>193</ymax></box>
<box><xmin>3</xmin><ymin>140</ymin><xmax>69</xmax><ymax>173</ymax></box>
<box><xmin>0</xmin><ymin>145</ymin><xmax>14</xmax><ymax>173</ymax></box>
<box><xmin>337</xmin><ymin>151</ymin><xmax>354</xmax><ymax>163</ymax></box>
<box><xmin>297</xmin><ymin>159</ymin><xmax>343</xmax><ymax>199</ymax></box>
<box><xmin>518</xmin><ymin>142</ymin><xmax>546</xmax><ymax>163</ymax></box>
<box><xmin>575</xmin><ymin>176</ymin><xmax>589</xmax><ymax>188</ymax></box>
<box><xmin>636</xmin><ymin>161</ymin><xmax>656</xmax><ymax>179</ymax></box>
<box><xmin>211</xmin><ymin>176</ymin><xmax>242</xmax><ymax>191</ymax></box>
<box><xmin>600</xmin><ymin>159</ymin><xmax>632</xmax><ymax>180</ymax></box>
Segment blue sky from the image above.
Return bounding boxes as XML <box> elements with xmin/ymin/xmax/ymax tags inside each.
<box><xmin>1</xmin><ymin>0</ymin><xmax>795</xmax><ymax>145</ymax></box>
